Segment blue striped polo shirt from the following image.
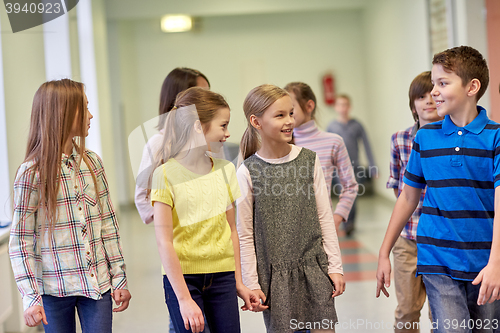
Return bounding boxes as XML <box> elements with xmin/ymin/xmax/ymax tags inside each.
<box><xmin>403</xmin><ymin>107</ymin><xmax>500</xmax><ymax>281</ymax></box>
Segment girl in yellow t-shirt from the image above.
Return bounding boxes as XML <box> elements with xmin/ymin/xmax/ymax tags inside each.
<box><xmin>149</xmin><ymin>87</ymin><xmax>260</xmax><ymax>333</ymax></box>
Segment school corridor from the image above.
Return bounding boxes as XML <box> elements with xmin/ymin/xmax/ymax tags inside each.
<box><xmin>113</xmin><ymin>195</ymin><xmax>432</xmax><ymax>333</ymax></box>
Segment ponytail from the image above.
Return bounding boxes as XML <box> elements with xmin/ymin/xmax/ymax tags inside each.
<box><xmin>240</xmin><ymin>125</ymin><xmax>260</xmax><ymax>161</ymax></box>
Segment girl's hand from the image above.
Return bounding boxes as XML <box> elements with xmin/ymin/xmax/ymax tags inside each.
<box><xmin>179</xmin><ymin>298</ymin><xmax>204</xmax><ymax>333</ymax></box>
<box><xmin>249</xmin><ymin>289</ymin><xmax>269</xmax><ymax>312</ymax></box>
<box><xmin>24</xmin><ymin>305</ymin><xmax>48</xmax><ymax>327</ymax></box>
<box><xmin>329</xmin><ymin>273</ymin><xmax>345</xmax><ymax>297</ymax></box>
<box><xmin>236</xmin><ymin>283</ymin><xmax>263</xmax><ymax>311</ymax></box>
<box><xmin>112</xmin><ymin>289</ymin><xmax>132</xmax><ymax>312</ymax></box>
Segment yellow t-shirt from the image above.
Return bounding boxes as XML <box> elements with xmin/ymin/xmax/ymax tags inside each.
<box><xmin>151</xmin><ymin>157</ymin><xmax>241</xmax><ymax>274</ymax></box>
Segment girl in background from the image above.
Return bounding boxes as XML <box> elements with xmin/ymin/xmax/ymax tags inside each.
<box><xmin>135</xmin><ymin>67</ymin><xmax>210</xmax><ymax>225</ymax></box>
<box><xmin>237</xmin><ymin>84</ymin><xmax>345</xmax><ymax>333</ymax></box>
<box><xmin>284</xmin><ymin>82</ymin><xmax>357</xmax><ymax>232</ymax></box>
<box><xmin>9</xmin><ymin>79</ymin><xmax>130</xmax><ymax>333</ymax></box>
<box><xmin>149</xmin><ymin>87</ymin><xmax>258</xmax><ymax>333</ymax></box>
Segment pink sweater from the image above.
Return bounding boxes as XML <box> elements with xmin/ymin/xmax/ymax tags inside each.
<box><xmin>293</xmin><ymin>120</ymin><xmax>357</xmax><ymax>220</ymax></box>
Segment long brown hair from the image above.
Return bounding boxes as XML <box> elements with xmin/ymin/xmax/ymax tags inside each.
<box><xmin>157</xmin><ymin>68</ymin><xmax>210</xmax><ymax>129</ymax></box>
<box><xmin>240</xmin><ymin>84</ymin><xmax>289</xmax><ymax>160</ymax></box>
<box><xmin>147</xmin><ymin>87</ymin><xmax>229</xmax><ymax>196</ymax></box>
<box><xmin>284</xmin><ymin>82</ymin><xmax>317</xmax><ymax>120</ymax></box>
<box><xmin>19</xmin><ymin>79</ymin><xmax>98</xmax><ymax>231</ymax></box>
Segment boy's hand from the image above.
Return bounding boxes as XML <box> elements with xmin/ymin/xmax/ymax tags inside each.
<box><xmin>112</xmin><ymin>289</ymin><xmax>131</xmax><ymax>312</ymax></box>
<box><xmin>376</xmin><ymin>255</ymin><xmax>391</xmax><ymax>298</ymax></box>
<box><xmin>249</xmin><ymin>289</ymin><xmax>269</xmax><ymax>312</ymax></box>
<box><xmin>179</xmin><ymin>298</ymin><xmax>204</xmax><ymax>333</ymax></box>
<box><xmin>24</xmin><ymin>305</ymin><xmax>48</xmax><ymax>327</ymax></box>
<box><xmin>472</xmin><ymin>263</ymin><xmax>500</xmax><ymax>305</ymax></box>
<box><xmin>329</xmin><ymin>273</ymin><xmax>345</xmax><ymax>297</ymax></box>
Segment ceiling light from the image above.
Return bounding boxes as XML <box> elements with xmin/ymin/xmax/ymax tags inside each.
<box><xmin>161</xmin><ymin>15</ymin><xmax>193</xmax><ymax>33</ymax></box>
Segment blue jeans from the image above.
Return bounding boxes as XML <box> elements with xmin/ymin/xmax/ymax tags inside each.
<box><xmin>41</xmin><ymin>290</ymin><xmax>112</xmax><ymax>333</ymax></box>
<box><xmin>422</xmin><ymin>274</ymin><xmax>500</xmax><ymax>333</ymax></box>
<box><xmin>163</xmin><ymin>272</ymin><xmax>240</xmax><ymax>333</ymax></box>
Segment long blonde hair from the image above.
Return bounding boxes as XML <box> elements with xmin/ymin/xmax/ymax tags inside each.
<box><xmin>240</xmin><ymin>84</ymin><xmax>289</xmax><ymax>160</ymax></box>
<box><xmin>19</xmin><ymin>79</ymin><xmax>98</xmax><ymax>232</ymax></box>
<box><xmin>147</xmin><ymin>87</ymin><xmax>229</xmax><ymax>196</ymax></box>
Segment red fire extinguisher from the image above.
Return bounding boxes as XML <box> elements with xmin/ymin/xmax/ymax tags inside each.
<box><xmin>322</xmin><ymin>73</ymin><xmax>336</xmax><ymax>106</ymax></box>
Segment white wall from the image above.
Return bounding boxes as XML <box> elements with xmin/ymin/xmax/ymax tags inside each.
<box><xmin>0</xmin><ymin>7</ymin><xmax>46</xmax><ymax>333</ymax></box>
<box><xmin>362</xmin><ymin>0</ymin><xmax>431</xmax><ymax>201</ymax></box>
<box><xmin>0</xmin><ymin>5</ymin><xmax>46</xmax><ymax>203</ymax></box>
<box><xmin>109</xmin><ymin>9</ymin><xmax>370</xmax><ymax>203</ymax></box>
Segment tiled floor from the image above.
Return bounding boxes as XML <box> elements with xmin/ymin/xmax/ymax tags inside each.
<box><xmin>112</xmin><ymin>195</ymin><xmax>432</xmax><ymax>333</ymax></box>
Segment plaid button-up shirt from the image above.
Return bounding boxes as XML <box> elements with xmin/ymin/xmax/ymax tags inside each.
<box><xmin>386</xmin><ymin>123</ymin><xmax>425</xmax><ymax>240</ymax></box>
<box><xmin>9</xmin><ymin>148</ymin><xmax>127</xmax><ymax>310</ymax></box>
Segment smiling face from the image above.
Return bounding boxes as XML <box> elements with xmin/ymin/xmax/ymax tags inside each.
<box><xmin>413</xmin><ymin>92</ymin><xmax>441</xmax><ymax>126</ymax></box>
<box><xmin>256</xmin><ymin>96</ymin><xmax>295</xmax><ymax>144</ymax></box>
<box><xmin>203</xmin><ymin>107</ymin><xmax>230</xmax><ymax>153</ymax></box>
<box><xmin>431</xmin><ymin>64</ymin><xmax>469</xmax><ymax>118</ymax></box>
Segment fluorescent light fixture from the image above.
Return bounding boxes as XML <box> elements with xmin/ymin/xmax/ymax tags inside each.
<box><xmin>161</xmin><ymin>15</ymin><xmax>193</xmax><ymax>33</ymax></box>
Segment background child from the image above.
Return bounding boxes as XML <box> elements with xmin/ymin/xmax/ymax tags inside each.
<box><xmin>135</xmin><ymin>67</ymin><xmax>210</xmax><ymax>225</ymax></box>
<box><xmin>377</xmin><ymin>46</ymin><xmax>500</xmax><ymax>332</ymax></box>
<box><xmin>326</xmin><ymin>94</ymin><xmax>376</xmax><ymax>235</ymax></box>
<box><xmin>149</xmin><ymin>87</ymin><xmax>257</xmax><ymax>333</ymax></box>
<box><xmin>237</xmin><ymin>84</ymin><xmax>345</xmax><ymax>333</ymax></box>
<box><xmin>284</xmin><ymin>82</ymin><xmax>357</xmax><ymax>232</ymax></box>
<box><xmin>386</xmin><ymin>71</ymin><xmax>441</xmax><ymax>332</ymax></box>
<box><xmin>9</xmin><ymin>79</ymin><xmax>130</xmax><ymax>332</ymax></box>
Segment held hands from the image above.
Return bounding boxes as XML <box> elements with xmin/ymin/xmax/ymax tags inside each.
<box><xmin>329</xmin><ymin>273</ymin><xmax>345</xmax><ymax>297</ymax></box>
<box><xmin>179</xmin><ymin>298</ymin><xmax>204</xmax><ymax>333</ymax></box>
<box><xmin>24</xmin><ymin>305</ymin><xmax>48</xmax><ymax>327</ymax></box>
<box><xmin>112</xmin><ymin>289</ymin><xmax>132</xmax><ymax>312</ymax></box>
<box><xmin>236</xmin><ymin>283</ymin><xmax>265</xmax><ymax>312</ymax></box>
<box><xmin>472</xmin><ymin>263</ymin><xmax>500</xmax><ymax>305</ymax></box>
<box><xmin>376</xmin><ymin>255</ymin><xmax>391</xmax><ymax>298</ymax></box>
<box><xmin>247</xmin><ymin>289</ymin><xmax>269</xmax><ymax>312</ymax></box>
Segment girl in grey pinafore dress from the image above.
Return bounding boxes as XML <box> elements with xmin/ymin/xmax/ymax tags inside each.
<box><xmin>245</xmin><ymin>148</ymin><xmax>338</xmax><ymax>332</ymax></box>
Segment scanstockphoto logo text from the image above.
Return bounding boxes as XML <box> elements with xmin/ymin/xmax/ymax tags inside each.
<box><xmin>3</xmin><ymin>0</ymin><xmax>79</xmax><ymax>33</ymax></box>
<box><xmin>248</xmin><ymin>162</ymin><xmax>377</xmax><ymax>198</ymax></box>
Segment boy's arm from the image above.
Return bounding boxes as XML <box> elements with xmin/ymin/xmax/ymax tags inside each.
<box><xmin>359</xmin><ymin>122</ymin><xmax>376</xmax><ymax>172</ymax></box>
<box><xmin>376</xmin><ymin>185</ymin><xmax>422</xmax><ymax>298</ymax></box>
<box><xmin>472</xmin><ymin>186</ymin><xmax>500</xmax><ymax>305</ymax></box>
<box><xmin>332</xmin><ymin>137</ymin><xmax>358</xmax><ymax>226</ymax></box>
<box><xmin>387</xmin><ymin>132</ymin><xmax>401</xmax><ymax>195</ymax></box>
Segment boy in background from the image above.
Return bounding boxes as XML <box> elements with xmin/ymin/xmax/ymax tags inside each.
<box><xmin>327</xmin><ymin>94</ymin><xmax>376</xmax><ymax>235</ymax></box>
<box><xmin>386</xmin><ymin>71</ymin><xmax>442</xmax><ymax>332</ymax></box>
<box><xmin>377</xmin><ymin>46</ymin><xmax>500</xmax><ymax>332</ymax></box>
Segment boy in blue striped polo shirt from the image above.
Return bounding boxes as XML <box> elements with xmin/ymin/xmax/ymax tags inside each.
<box><xmin>376</xmin><ymin>46</ymin><xmax>500</xmax><ymax>332</ymax></box>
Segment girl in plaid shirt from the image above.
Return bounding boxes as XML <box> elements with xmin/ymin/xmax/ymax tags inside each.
<box><xmin>9</xmin><ymin>79</ymin><xmax>130</xmax><ymax>332</ymax></box>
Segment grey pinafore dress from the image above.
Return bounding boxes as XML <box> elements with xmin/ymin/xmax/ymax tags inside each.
<box><xmin>245</xmin><ymin>148</ymin><xmax>338</xmax><ymax>333</ymax></box>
